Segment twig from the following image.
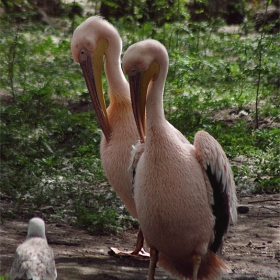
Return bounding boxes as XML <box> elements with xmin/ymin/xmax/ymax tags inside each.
<box><xmin>261</xmin><ymin>205</ymin><xmax>280</xmax><ymax>214</ymax></box>
<box><xmin>8</xmin><ymin>24</ymin><xmax>20</xmax><ymax>101</ymax></box>
<box><xmin>246</xmin><ymin>215</ymin><xmax>280</xmax><ymax>218</ymax></box>
<box><xmin>268</xmin><ymin>224</ymin><xmax>279</xmax><ymax>228</ymax></box>
<box><xmin>255</xmin><ymin>0</ymin><xmax>270</xmax><ymax>129</ymax></box>
<box><xmin>248</xmin><ymin>199</ymin><xmax>280</xmax><ymax>204</ymax></box>
<box><xmin>269</xmin><ymin>116</ymin><xmax>280</xmax><ymax>127</ymax></box>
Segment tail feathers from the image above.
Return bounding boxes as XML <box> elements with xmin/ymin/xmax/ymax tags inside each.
<box><xmin>158</xmin><ymin>250</ymin><xmax>231</xmax><ymax>280</ymax></box>
<box><xmin>158</xmin><ymin>253</ymin><xmax>185</xmax><ymax>280</ymax></box>
<box><xmin>199</xmin><ymin>250</ymin><xmax>231</xmax><ymax>279</ymax></box>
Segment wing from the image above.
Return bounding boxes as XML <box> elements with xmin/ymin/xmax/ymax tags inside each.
<box><xmin>10</xmin><ymin>238</ymin><xmax>57</xmax><ymax>280</ymax></box>
<box><xmin>194</xmin><ymin>131</ymin><xmax>237</xmax><ymax>253</ymax></box>
<box><xmin>10</xmin><ymin>248</ymin><xmax>26</xmax><ymax>280</ymax></box>
<box><xmin>167</xmin><ymin>121</ymin><xmax>190</xmax><ymax>145</ymax></box>
<box><xmin>129</xmin><ymin>140</ymin><xmax>145</xmax><ymax>197</ymax></box>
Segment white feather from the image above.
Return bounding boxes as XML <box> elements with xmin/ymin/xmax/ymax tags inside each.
<box><xmin>10</xmin><ymin>217</ymin><xmax>57</xmax><ymax>280</ymax></box>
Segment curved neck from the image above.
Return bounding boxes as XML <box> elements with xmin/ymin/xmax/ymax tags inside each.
<box><xmin>146</xmin><ymin>70</ymin><xmax>167</xmax><ymax>131</ymax></box>
<box><xmin>104</xmin><ymin>43</ymin><xmax>129</xmax><ymax>103</ymax></box>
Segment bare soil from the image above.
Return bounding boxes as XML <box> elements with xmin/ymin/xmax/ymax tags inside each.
<box><xmin>0</xmin><ymin>193</ymin><xmax>279</xmax><ymax>280</ymax></box>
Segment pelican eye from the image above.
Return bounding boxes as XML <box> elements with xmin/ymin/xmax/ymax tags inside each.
<box><xmin>130</xmin><ymin>67</ymin><xmax>138</xmax><ymax>76</ymax></box>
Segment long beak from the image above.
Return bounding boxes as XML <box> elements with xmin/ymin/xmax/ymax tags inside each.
<box><xmin>128</xmin><ymin>60</ymin><xmax>160</xmax><ymax>143</ymax></box>
<box><xmin>79</xmin><ymin>39</ymin><xmax>111</xmax><ymax>142</ymax></box>
<box><xmin>128</xmin><ymin>72</ymin><xmax>146</xmax><ymax>143</ymax></box>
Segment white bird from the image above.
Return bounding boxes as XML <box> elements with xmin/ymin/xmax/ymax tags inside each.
<box><xmin>71</xmin><ymin>16</ymin><xmax>145</xmax><ymax>254</ymax></box>
<box><xmin>123</xmin><ymin>39</ymin><xmax>237</xmax><ymax>280</ymax></box>
<box><xmin>10</xmin><ymin>217</ymin><xmax>57</xmax><ymax>280</ymax></box>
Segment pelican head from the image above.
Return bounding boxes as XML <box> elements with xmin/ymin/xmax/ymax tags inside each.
<box><xmin>122</xmin><ymin>39</ymin><xmax>168</xmax><ymax>143</ymax></box>
<box><xmin>27</xmin><ymin>217</ymin><xmax>46</xmax><ymax>239</ymax></box>
<box><xmin>71</xmin><ymin>16</ymin><xmax>121</xmax><ymax>141</ymax></box>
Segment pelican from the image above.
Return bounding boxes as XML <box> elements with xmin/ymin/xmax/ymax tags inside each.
<box><xmin>123</xmin><ymin>39</ymin><xmax>237</xmax><ymax>279</ymax></box>
<box><xmin>71</xmin><ymin>16</ymin><xmax>145</xmax><ymax>254</ymax></box>
<box><xmin>10</xmin><ymin>217</ymin><xmax>57</xmax><ymax>280</ymax></box>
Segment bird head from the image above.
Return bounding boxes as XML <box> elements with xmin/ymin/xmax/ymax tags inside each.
<box><xmin>71</xmin><ymin>16</ymin><xmax>121</xmax><ymax>141</ymax></box>
<box><xmin>123</xmin><ymin>39</ymin><xmax>166</xmax><ymax>143</ymax></box>
<box><xmin>27</xmin><ymin>217</ymin><xmax>46</xmax><ymax>239</ymax></box>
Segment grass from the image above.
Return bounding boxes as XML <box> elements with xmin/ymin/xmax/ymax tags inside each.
<box><xmin>0</xmin><ymin>2</ymin><xmax>279</xmax><ymax>234</ymax></box>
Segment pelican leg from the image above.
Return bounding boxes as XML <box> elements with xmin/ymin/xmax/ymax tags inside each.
<box><xmin>131</xmin><ymin>228</ymin><xmax>144</xmax><ymax>255</ymax></box>
<box><xmin>148</xmin><ymin>247</ymin><xmax>158</xmax><ymax>280</ymax></box>
<box><xmin>192</xmin><ymin>253</ymin><xmax>201</xmax><ymax>280</ymax></box>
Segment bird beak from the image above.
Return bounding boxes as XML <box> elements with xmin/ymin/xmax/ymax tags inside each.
<box><xmin>128</xmin><ymin>72</ymin><xmax>146</xmax><ymax>143</ymax></box>
<box><xmin>78</xmin><ymin>38</ymin><xmax>111</xmax><ymax>142</ymax></box>
<box><xmin>128</xmin><ymin>60</ymin><xmax>159</xmax><ymax>143</ymax></box>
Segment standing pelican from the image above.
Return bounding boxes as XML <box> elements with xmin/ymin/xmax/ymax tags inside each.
<box><xmin>10</xmin><ymin>217</ymin><xmax>57</xmax><ymax>280</ymax></box>
<box><xmin>123</xmin><ymin>39</ymin><xmax>237</xmax><ymax>279</ymax></box>
<box><xmin>71</xmin><ymin>17</ymin><xmax>144</xmax><ymax>254</ymax></box>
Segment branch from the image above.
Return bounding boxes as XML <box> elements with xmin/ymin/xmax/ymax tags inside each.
<box><xmin>261</xmin><ymin>205</ymin><xmax>280</xmax><ymax>214</ymax></box>
<box><xmin>248</xmin><ymin>199</ymin><xmax>280</xmax><ymax>204</ymax></box>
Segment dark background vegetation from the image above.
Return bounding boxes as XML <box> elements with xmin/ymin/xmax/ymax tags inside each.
<box><xmin>0</xmin><ymin>0</ymin><xmax>279</xmax><ymax>236</ymax></box>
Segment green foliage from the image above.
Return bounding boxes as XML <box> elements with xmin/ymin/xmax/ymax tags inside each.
<box><xmin>98</xmin><ymin>0</ymin><xmax>188</xmax><ymax>26</ymax></box>
<box><xmin>74</xmin><ymin>190</ymin><xmax>138</xmax><ymax>234</ymax></box>
<box><xmin>118</xmin><ymin>1</ymin><xmax>280</xmax><ymax>194</ymax></box>
<box><xmin>0</xmin><ymin>0</ymin><xmax>279</xmax><ymax>236</ymax></box>
<box><xmin>1</xmin><ymin>0</ymin><xmax>82</xmax><ymax>24</ymax></box>
<box><xmin>204</xmin><ymin>123</ymin><xmax>280</xmax><ymax>193</ymax></box>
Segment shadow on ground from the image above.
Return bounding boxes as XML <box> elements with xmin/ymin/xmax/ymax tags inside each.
<box><xmin>1</xmin><ymin>194</ymin><xmax>279</xmax><ymax>279</ymax></box>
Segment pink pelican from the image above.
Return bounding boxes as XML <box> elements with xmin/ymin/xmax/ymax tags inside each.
<box><xmin>123</xmin><ymin>39</ymin><xmax>237</xmax><ymax>279</ymax></box>
<box><xmin>71</xmin><ymin>16</ymin><xmax>145</xmax><ymax>254</ymax></box>
<box><xmin>10</xmin><ymin>217</ymin><xmax>57</xmax><ymax>280</ymax></box>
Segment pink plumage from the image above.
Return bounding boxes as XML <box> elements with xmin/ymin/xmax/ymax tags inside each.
<box><xmin>124</xmin><ymin>39</ymin><xmax>237</xmax><ymax>279</ymax></box>
<box><xmin>71</xmin><ymin>17</ymin><xmax>147</xmax><ymax>255</ymax></box>
<box><xmin>71</xmin><ymin>16</ymin><xmax>139</xmax><ymax>219</ymax></box>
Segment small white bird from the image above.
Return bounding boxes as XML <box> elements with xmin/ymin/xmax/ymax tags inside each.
<box><xmin>10</xmin><ymin>217</ymin><xmax>57</xmax><ymax>280</ymax></box>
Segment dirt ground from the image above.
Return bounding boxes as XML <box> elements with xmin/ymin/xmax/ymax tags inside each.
<box><xmin>0</xmin><ymin>193</ymin><xmax>279</xmax><ymax>279</ymax></box>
